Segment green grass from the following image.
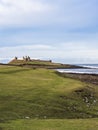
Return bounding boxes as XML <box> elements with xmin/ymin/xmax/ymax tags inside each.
<box><xmin>9</xmin><ymin>59</ymin><xmax>60</xmax><ymax>66</ymax></box>
<box><xmin>0</xmin><ymin>119</ymin><xmax>98</xmax><ymax>130</ymax></box>
<box><xmin>0</xmin><ymin>65</ymin><xmax>98</xmax><ymax>129</ymax></box>
<box><xmin>0</xmin><ymin>65</ymin><xmax>98</xmax><ymax>121</ymax></box>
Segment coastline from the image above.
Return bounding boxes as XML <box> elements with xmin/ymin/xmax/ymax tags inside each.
<box><xmin>0</xmin><ymin>62</ymin><xmax>87</xmax><ymax>69</ymax></box>
<box><xmin>55</xmin><ymin>71</ymin><xmax>98</xmax><ymax>85</ymax></box>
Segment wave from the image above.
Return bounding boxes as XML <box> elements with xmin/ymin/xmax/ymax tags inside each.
<box><xmin>78</xmin><ymin>64</ymin><xmax>98</xmax><ymax>69</ymax></box>
<box><xmin>57</xmin><ymin>68</ymin><xmax>98</xmax><ymax>74</ymax></box>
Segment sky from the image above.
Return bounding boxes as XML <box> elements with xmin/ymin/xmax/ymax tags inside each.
<box><xmin>0</xmin><ymin>0</ymin><xmax>97</xmax><ymax>64</ymax></box>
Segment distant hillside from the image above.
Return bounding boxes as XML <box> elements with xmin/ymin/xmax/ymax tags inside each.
<box><xmin>8</xmin><ymin>58</ymin><xmax>83</xmax><ymax>69</ymax></box>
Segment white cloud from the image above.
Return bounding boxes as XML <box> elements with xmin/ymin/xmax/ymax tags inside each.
<box><xmin>0</xmin><ymin>44</ymin><xmax>54</xmax><ymax>58</ymax></box>
<box><xmin>1</xmin><ymin>43</ymin><xmax>98</xmax><ymax>63</ymax></box>
<box><xmin>0</xmin><ymin>0</ymin><xmax>97</xmax><ymax>28</ymax></box>
<box><xmin>0</xmin><ymin>0</ymin><xmax>56</xmax><ymax>27</ymax></box>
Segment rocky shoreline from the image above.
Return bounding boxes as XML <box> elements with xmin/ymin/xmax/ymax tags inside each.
<box><xmin>55</xmin><ymin>71</ymin><xmax>98</xmax><ymax>85</ymax></box>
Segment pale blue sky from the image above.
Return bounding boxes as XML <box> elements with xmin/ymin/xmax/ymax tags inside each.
<box><xmin>0</xmin><ymin>0</ymin><xmax>97</xmax><ymax>63</ymax></box>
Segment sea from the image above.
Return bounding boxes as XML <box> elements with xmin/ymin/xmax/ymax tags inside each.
<box><xmin>57</xmin><ymin>64</ymin><xmax>98</xmax><ymax>74</ymax></box>
<box><xmin>1</xmin><ymin>58</ymin><xmax>98</xmax><ymax>74</ymax></box>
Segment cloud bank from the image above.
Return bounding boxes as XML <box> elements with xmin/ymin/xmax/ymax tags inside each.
<box><xmin>0</xmin><ymin>0</ymin><xmax>56</xmax><ymax>27</ymax></box>
<box><xmin>0</xmin><ymin>0</ymin><xmax>97</xmax><ymax>63</ymax></box>
<box><xmin>1</xmin><ymin>42</ymin><xmax>98</xmax><ymax>64</ymax></box>
<box><xmin>0</xmin><ymin>0</ymin><xmax>97</xmax><ymax>28</ymax></box>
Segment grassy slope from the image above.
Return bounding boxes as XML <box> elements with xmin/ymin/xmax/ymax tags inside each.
<box><xmin>0</xmin><ymin>65</ymin><xmax>98</xmax><ymax>120</ymax></box>
<box><xmin>0</xmin><ymin>119</ymin><xmax>98</xmax><ymax>130</ymax></box>
<box><xmin>9</xmin><ymin>59</ymin><xmax>58</xmax><ymax>65</ymax></box>
<box><xmin>8</xmin><ymin>59</ymin><xmax>82</xmax><ymax>69</ymax></box>
<box><xmin>0</xmin><ymin>65</ymin><xmax>98</xmax><ymax>129</ymax></box>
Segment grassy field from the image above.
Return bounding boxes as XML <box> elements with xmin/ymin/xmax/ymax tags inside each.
<box><xmin>0</xmin><ymin>118</ymin><xmax>98</xmax><ymax>130</ymax></box>
<box><xmin>0</xmin><ymin>65</ymin><xmax>98</xmax><ymax>129</ymax></box>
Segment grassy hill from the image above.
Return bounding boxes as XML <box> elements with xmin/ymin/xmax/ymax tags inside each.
<box><xmin>8</xmin><ymin>59</ymin><xmax>83</xmax><ymax>69</ymax></box>
<box><xmin>0</xmin><ymin>65</ymin><xmax>98</xmax><ymax>129</ymax></box>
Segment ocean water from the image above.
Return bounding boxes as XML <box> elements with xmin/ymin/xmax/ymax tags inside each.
<box><xmin>57</xmin><ymin>64</ymin><xmax>98</xmax><ymax>74</ymax></box>
<box><xmin>78</xmin><ymin>64</ymin><xmax>98</xmax><ymax>69</ymax></box>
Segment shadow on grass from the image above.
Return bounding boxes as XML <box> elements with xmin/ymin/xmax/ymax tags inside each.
<box><xmin>0</xmin><ymin>127</ymin><xmax>3</xmax><ymax>130</ymax></box>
